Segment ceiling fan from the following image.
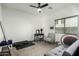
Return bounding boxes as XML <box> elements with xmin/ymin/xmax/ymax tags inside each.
<box><xmin>29</xmin><ymin>3</ymin><xmax>48</xmax><ymax>13</ymax></box>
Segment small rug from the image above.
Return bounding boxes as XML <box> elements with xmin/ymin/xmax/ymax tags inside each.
<box><xmin>17</xmin><ymin>43</ymin><xmax>35</xmax><ymax>50</ymax></box>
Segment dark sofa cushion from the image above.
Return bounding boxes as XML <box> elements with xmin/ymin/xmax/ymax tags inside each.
<box><xmin>8</xmin><ymin>40</ymin><xmax>12</xmax><ymax>44</ymax></box>
<box><xmin>0</xmin><ymin>41</ymin><xmax>7</xmax><ymax>46</ymax></box>
<box><xmin>73</xmin><ymin>46</ymin><xmax>79</xmax><ymax>56</ymax></box>
<box><xmin>62</xmin><ymin>51</ymin><xmax>71</xmax><ymax>56</ymax></box>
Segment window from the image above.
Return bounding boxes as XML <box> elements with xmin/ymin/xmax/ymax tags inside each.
<box><xmin>55</xmin><ymin>19</ymin><xmax>64</xmax><ymax>34</ymax></box>
<box><xmin>55</xmin><ymin>15</ymin><xmax>79</xmax><ymax>34</ymax></box>
<box><xmin>65</xmin><ymin>16</ymin><xmax>78</xmax><ymax>34</ymax></box>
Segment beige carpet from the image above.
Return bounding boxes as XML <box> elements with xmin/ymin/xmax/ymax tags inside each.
<box><xmin>10</xmin><ymin>41</ymin><xmax>57</xmax><ymax>56</ymax></box>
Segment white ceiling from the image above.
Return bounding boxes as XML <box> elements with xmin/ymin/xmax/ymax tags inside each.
<box><xmin>2</xmin><ymin>3</ymin><xmax>79</xmax><ymax>15</ymax></box>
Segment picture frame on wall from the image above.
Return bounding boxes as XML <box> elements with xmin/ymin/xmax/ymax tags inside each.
<box><xmin>50</xmin><ymin>26</ymin><xmax>54</xmax><ymax>29</ymax></box>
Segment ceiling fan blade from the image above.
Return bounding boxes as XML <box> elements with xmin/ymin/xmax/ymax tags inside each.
<box><xmin>30</xmin><ymin>5</ymin><xmax>38</xmax><ymax>8</ymax></box>
<box><xmin>40</xmin><ymin>3</ymin><xmax>48</xmax><ymax>8</ymax></box>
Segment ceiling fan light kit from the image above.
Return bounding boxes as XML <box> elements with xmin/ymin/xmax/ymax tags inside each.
<box><xmin>37</xmin><ymin>8</ymin><xmax>42</xmax><ymax>13</ymax></box>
